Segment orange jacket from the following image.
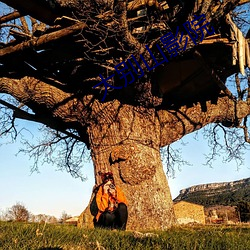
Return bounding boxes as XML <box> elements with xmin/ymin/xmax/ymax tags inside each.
<box><xmin>95</xmin><ymin>185</ymin><xmax>127</xmax><ymax>221</ymax></box>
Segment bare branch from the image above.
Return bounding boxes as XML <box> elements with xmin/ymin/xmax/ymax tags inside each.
<box><xmin>161</xmin><ymin>144</ymin><xmax>191</xmax><ymax>178</ymax></box>
<box><xmin>203</xmin><ymin>123</ymin><xmax>249</xmax><ymax>167</ymax></box>
<box><xmin>235</xmin><ymin>73</ymin><xmax>242</xmax><ymax>100</ymax></box>
<box><xmin>19</xmin><ymin>16</ymin><xmax>30</xmax><ymax>34</ymax></box>
<box><xmin>19</xmin><ymin>127</ymin><xmax>90</xmax><ymax>180</ymax></box>
<box><xmin>0</xmin><ymin>98</ymin><xmax>18</xmax><ymax>140</ymax></box>
<box><xmin>248</xmin><ymin>73</ymin><xmax>250</xmax><ymax>104</ymax></box>
<box><xmin>240</xmin><ymin>116</ymin><xmax>250</xmax><ymax>143</ymax></box>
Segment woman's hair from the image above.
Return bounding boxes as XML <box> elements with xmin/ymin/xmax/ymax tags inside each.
<box><xmin>101</xmin><ymin>172</ymin><xmax>114</xmax><ymax>184</ymax></box>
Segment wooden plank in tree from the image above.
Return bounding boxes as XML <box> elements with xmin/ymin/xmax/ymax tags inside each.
<box><xmin>0</xmin><ymin>11</ymin><xmax>22</xmax><ymax>24</ymax></box>
<box><xmin>9</xmin><ymin>29</ymin><xmax>31</xmax><ymax>41</ymax></box>
<box><xmin>1</xmin><ymin>0</ymin><xmax>60</xmax><ymax>24</ymax></box>
<box><xmin>200</xmin><ymin>38</ymin><xmax>231</xmax><ymax>44</ymax></box>
<box><xmin>0</xmin><ymin>22</ymin><xmax>87</xmax><ymax>58</ymax></box>
<box><xmin>238</xmin><ymin>0</ymin><xmax>250</xmax><ymax>5</ymax></box>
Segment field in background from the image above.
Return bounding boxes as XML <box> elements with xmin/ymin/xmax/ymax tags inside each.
<box><xmin>0</xmin><ymin>221</ymin><xmax>250</xmax><ymax>250</ymax></box>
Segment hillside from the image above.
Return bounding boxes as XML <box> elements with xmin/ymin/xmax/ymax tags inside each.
<box><xmin>174</xmin><ymin>178</ymin><xmax>250</xmax><ymax>207</ymax></box>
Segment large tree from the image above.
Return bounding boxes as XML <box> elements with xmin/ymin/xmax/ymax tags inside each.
<box><xmin>0</xmin><ymin>0</ymin><xmax>249</xmax><ymax>230</ymax></box>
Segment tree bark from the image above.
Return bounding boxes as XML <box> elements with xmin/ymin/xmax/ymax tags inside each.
<box><xmin>78</xmin><ymin>101</ymin><xmax>176</xmax><ymax>230</ymax></box>
<box><xmin>158</xmin><ymin>97</ymin><xmax>250</xmax><ymax>147</ymax></box>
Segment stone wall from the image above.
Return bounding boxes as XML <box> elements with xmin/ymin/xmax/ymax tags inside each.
<box><xmin>174</xmin><ymin>201</ymin><xmax>205</xmax><ymax>224</ymax></box>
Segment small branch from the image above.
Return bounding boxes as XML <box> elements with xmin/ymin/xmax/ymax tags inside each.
<box><xmin>20</xmin><ymin>16</ymin><xmax>30</xmax><ymax>34</ymax></box>
<box><xmin>248</xmin><ymin>75</ymin><xmax>250</xmax><ymax>104</ymax></box>
<box><xmin>235</xmin><ymin>73</ymin><xmax>242</xmax><ymax>100</ymax></box>
<box><xmin>30</xmin><ymin>16</ymin><xmax>38</xmax><ymax>34</ymax></box>
<box><xmin>240</xmin><ymin>117</ymin><xmax>250</xmax><ymax>143</ymax></box>
<box><xmin>0</xmin><ymin>106</ymin><xmax>17</xmax><ymax>138</ymax></box>
<box><xmin>203</xmin><ymin>123</ymin><xmax>249</xmax><ymax>168</ymax></box>
<box><xmin>161</xmin><ymin>144</ymin><xmax>191</xmax><ymax>178</ymax></box>
<box><xmin>91</xmin><ymin>47</ymin><xmax>114</xmax><ymax>53</ymax></box>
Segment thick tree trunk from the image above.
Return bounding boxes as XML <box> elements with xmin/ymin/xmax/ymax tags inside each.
<box><xmin>89</xmin><ymin>144</ymin><xmax>176</xmax><ymax>230</ymax></box>
<box><xmin>78</xmin><ymin>101</ymin><xmax>176</xmax><ymax>230</ymax></box>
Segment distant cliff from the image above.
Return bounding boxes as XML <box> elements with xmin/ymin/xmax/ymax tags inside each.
<box><xmin>174</xmin><ymin>178</ymin><xmax>250</xmax><ymax>206</ymax></box>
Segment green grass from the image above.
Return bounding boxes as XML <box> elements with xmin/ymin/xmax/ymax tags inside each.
<box><xmin>0</xmin><ymin>221</ymin><xmax>249</xmax><ymax>250</ymax></box>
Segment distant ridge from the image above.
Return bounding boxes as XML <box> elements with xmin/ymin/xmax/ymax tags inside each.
<box><xmin>174</xmin><ymin>178</ymin><xmax>250</xmax><ymax>207</ymax></box>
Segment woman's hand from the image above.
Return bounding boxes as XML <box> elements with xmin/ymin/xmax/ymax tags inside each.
<box><xmin>108</xmin><ymin>188</ymin><xmax>116</xmax><ymax>196</ymax></box>
<box><xmin>103</xmin><ymin>183</ymin><xmax>110</xmax><ymax>194</ymax></box>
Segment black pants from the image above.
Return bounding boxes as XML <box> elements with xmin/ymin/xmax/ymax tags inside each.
<box><xmin>97</xmin><ymin>203</ymin><xmax>128</xmax><ymax>230</ymax></box>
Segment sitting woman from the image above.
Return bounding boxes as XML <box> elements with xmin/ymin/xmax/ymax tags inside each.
<box><xmin>95</xmin><ymin>172</ymin><xmax>128</xmax><ymax>230</ymax></box>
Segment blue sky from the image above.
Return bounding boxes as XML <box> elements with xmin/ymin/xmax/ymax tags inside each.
<box><xmin>0</xmin><ymin>120</ymin><xmax>95</xmax><ymax>218</ymax></box>
<box><xmin>0</xmin><ymin>119</ymin><xmax>249</xmax><ymax>218</ymax></box>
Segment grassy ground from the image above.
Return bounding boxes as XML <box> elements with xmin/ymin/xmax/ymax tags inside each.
<box><xmin>0</xmin><ymin>221</ymin><xmax>249</xmax><ymax>250</ymax></box>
